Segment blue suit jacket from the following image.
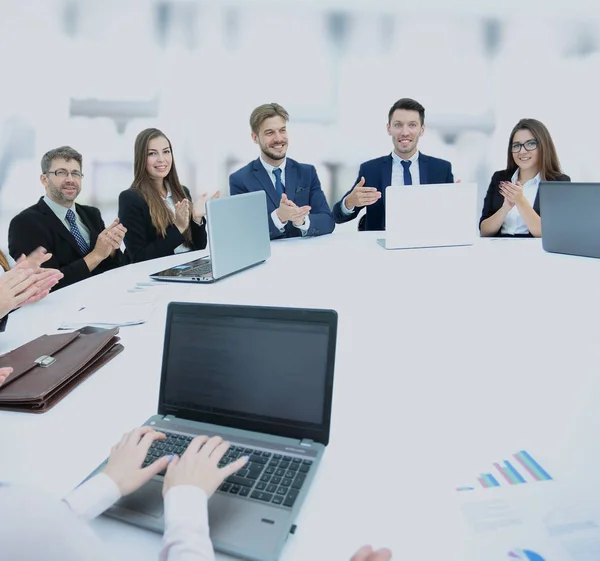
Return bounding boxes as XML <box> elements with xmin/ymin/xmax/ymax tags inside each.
<box><xmin>332</xmin><ymin>152</ymin><xmax>454</xmax><ymax>231</ymax></box>
<box><xmin>229</xmin><ymin>158</ymin><xmax>335</xmax><ymax>240</ymax></box>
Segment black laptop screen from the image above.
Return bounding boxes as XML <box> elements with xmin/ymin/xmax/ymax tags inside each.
<box><xmin>159</xmin><ymin>305</ymin><xmax>336</xmax><ymax>441</ymax></box>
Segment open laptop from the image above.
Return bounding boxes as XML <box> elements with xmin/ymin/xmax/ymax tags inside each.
<box><xmin>86</xmin><ymin>302</ymin><xmax>337</xmax><ymax>561</ymax></box>
<box><xmin>377</xmin><ymin>182</ymin><xmax>479</xmax><ymax>250</ymax></box>
<box><xmin>150</xmin><ymin>191</ymin><xmax>271</xmax><ymax>283</ymax></box>
<box><xmin>540</xmin><ymin>181</ymin><xmax>600</xmax><ymax>259</ymax></box>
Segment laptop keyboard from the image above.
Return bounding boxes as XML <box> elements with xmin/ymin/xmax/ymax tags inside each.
<box><xmin>185</xmin><ymin>261</ymin><xmax>212</xmax><ymax>276</ymax></box>
<box><xmin>142</xmin><ymin>431</ymin><xmax>313</xmax><ymax>509</ymax></box>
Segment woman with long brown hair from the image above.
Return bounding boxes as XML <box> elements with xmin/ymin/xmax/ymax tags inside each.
<box><xmin>479</xmin><ymin>118</ymin><xmax>570</xmax><ymax>238</ymax></box>
<box><xmin>118</xmin><ymin>128</ymin><xmax>219</xmax><ymax>263</ymax></box>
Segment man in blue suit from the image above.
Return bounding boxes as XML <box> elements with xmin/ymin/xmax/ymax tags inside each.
<box><xmin>332</xmin><ymin>98</ymin><xmax>454</xmax><ymax>231</ymax></box>
<box><xmin>229</xmin><ymin>103</ymin><xmax>335</xmax><ymax>240</ymax></box>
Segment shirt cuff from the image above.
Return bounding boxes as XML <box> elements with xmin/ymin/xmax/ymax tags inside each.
<box><xmin>271</xmin><ymin>209</ymin><xmax>287</xmax><ymax>232</ymax></box>
<box><xmin>341</xmin><ymin>195</ymin><xmax>355</xmax><ymax>215</ymax></box>
<box><xmin>294</xmin><ymin>214</ymin><xmax>311</xmax><ymax>236</ymax></box>
<box><xmin>63</xmin><ymin>473</ymin><xmax>122</xmax><ymax>522</ymax></box>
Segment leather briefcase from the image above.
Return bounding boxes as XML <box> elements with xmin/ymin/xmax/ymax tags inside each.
<box><xmin>0</xmin><ymin>326</ymin><xmax>124</xmax><ymax>413</ymax></box>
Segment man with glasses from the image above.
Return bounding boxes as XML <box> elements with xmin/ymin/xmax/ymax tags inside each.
<box><xmin>8</xmin><ymin>146</ymin><xmax>126</xmax><ymax>290</ymax></box>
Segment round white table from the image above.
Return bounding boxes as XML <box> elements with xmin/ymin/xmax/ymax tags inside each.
<box><xmin>2</xmin><ymin>231</ymin><xmax>600</xmax><ymax>559</ymax></box>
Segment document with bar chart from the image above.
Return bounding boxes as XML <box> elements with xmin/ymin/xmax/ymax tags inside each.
<box><xmin>456</xmin><ymin>450</ymin><xmax>552</xmax><ymax>492</ymax></box>
<box><xmin>451</xmin><ymin>448</ymin><xmax>600</xmax><ymax>561</ymax></box>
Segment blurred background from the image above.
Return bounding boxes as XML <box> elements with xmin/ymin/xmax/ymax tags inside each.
<box><xmin>1</xmin><ymin>0</ymin><xmax>599</xmax><ymax>252</ymax></box>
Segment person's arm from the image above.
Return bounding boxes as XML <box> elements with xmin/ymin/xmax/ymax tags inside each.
<box><xmin>480</xmin><ymin>173</ymin><xmax>510</xmax><ymax>237</ymax></box>
<box><xmin>230</xmin><ymin>173</ymin><xmax>285</xmax><ymax>240</ymax></box>
<box><xmin>503</xmin><ymin>183</ymin><xmax>541</xmax><ymax>238</ymax></box>
<box><xmin>296</xmin><ymin>166</ymin><xmax>334</xmax><ymax>237</ymax></box>
<box><xmin>332</xmin><ymin>171</ymin><xmax>364</xmax><ymax>224</ymax></box>
<box><xmin>90</xmin><ymin>209</ymin><xmax>125</xmax><ymax>272</ymax></box>
<box><xmin>63</xmin><ymin>473</ymin><xmax>122</xmax><ymax>522</ymax></box>
<box><xmin>160</xmin><ymin>435</ymin><xmax>248</xmax><ymax>561</ymax></box>
<box><xmin>182</xmin><ymin>187</ymin><xmax>208</xmax><ymax>251</ymax></box>
<box><xmin>119</xmin><ymin>190</ymin><xmax>186</xmax><ymax>263</ymax></box>
<box><xmin>160</xmin><ymin>486</ymin><xmax>215</xmax><ymax>561</ymax></box>
<box><xmin>332</xmin><ymin>167</ymin><xmax>380</xmax><ymax>224</ymax></box>
<box><xmin>9</xmin><ymin>215</ymin><xmax>91</xmax><ymax>290</ymax></box>
<box><xmin>445</xmin><ymin>161</ymin><xmax>454</xmax><ymax>183</ymax></box>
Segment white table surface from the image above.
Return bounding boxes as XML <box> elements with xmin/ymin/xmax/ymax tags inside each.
<box><xmin>2</xmin><ymin>231</ymin><xmax>600</xmax><ymax>560</ymax></box>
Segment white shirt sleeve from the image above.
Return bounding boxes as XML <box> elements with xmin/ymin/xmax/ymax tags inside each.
<box><xmin>294</xmin><ymin>214</ymin><xmax>311</xmax><ymax>236</ymax></box>
<box><xmin>62</xmin><ymin>473</ymin><xmax>122</xmax><ymax>522</ymax></box>
<box><xmin>160</xmin><ymin>486</ymin><xmax>214</xmax><ymax>561</ymax></box>
<box><xmin>271</xmin><ymin>209</ymin><xmax>287</xmax><ymax>232</ymax></box>
<box><xmin>340</xmin><ymin>195</ymin><xmax>355</xmax><ymax>215</ymax></box>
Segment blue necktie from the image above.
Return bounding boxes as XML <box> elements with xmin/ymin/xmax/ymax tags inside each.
<box><xmin>66</xmin><ymin>209</ymin><xmax>90</xmax><ymax>255</ymax></box>
<box><xmin>272</xmin><ymin>168</ymin><xmax>285</xmax><ymax>198</ymax></box>
<box><xmin>401</xmin><ymin>160</ymin><xmax>413</xmax><ymax>186</ymax></box>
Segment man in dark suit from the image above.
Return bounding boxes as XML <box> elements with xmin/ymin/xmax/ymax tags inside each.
<box><xmin>229</xmin><ymin>103</ymin><xmax>335</xmax><ymax>240</ymax></box>
<box><xmin>8</xmin><ymin>146</ymin><xmax>126</xmax><ymax>291</ymax></box>
<box><xmin>332</xmin><ymin>98</ymin><xmax>455</xmax><ymax>231</ymax></box>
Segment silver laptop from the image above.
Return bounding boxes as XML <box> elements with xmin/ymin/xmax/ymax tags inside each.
<box><xmin>150</xmin><ymin>191</ymin><xmax>271</xmax><ymax>283</ymax></box>
<box><xmin>85</xmin><ymin>302</ymin><xmax>337</xmax><ymax>561</ymax></box>
<box><xmin>540</xmin><ymin>181</ymin><xmax>600</xmax><ymax>259</ymax></box>
<box><xmin>377</xmin><ymin>182</ymin><xmax>478</xmax><ymax>249</ymax></box>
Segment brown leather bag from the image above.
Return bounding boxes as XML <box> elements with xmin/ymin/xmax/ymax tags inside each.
<box><xmin>0</xmin><ymin>326</ymin><xmax>123</xmax><ymax>413</ymax></box>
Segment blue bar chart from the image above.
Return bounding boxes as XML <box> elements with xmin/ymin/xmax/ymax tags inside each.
<box><xmin>456</xmin><ymin>450</ymin><xmax>553</xmax><ymax>492</ymax></box>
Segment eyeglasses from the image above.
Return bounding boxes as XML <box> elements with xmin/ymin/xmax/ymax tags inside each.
<box><xmin>46</xmin><ymin>169</ymin><xmax>84</xmax><ymax>179</ymax></box>
<box><xmin>511</xmin><ymin>139</ymin><xmax>538</xmax><ymax>153</ymax></box>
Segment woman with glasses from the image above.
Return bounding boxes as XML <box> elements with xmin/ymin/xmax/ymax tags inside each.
<box><xmin>118</xmin><ymin>128</ymin><xmax>219</xmax><ymax>264</ymax></box>
<box><xmin>479</xmin><ymin>119</ymin><xmax>570</xmax><ymax>237</ymax></box>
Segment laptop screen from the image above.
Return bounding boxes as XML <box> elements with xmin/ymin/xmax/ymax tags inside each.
<box><xmin>158</xmin><ymin>303</ymin><xmax>337</xmax><ymax>444</ymax></box>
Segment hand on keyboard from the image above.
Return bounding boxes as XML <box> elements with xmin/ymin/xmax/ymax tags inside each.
<box><xmin>103</xmin><ymin>427</ymin><xmax>172</xmax><ymax>496</ymax></box>
<box><xmin>351</xmin><ymin>545</ymin><xmax>392</xmax><ymax>561</ymax></box>
<box><xmin>162</xmin><ymin>435</ymin><xmax>248</xmax><ymax>498</ymax></box>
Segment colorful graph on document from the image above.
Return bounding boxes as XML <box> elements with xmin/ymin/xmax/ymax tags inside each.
<box><xmin>455</xmin><ymin>450</ymin><xmax>553</xmax><ymax>492</ymax></box>
<box><xmin>508</xmin><ymin>549</ymin><xmax>546</xmax><ymax>561</ymax></box>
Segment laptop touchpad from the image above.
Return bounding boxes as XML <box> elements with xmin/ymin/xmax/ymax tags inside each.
<box><xmin>116</xmin><ymin>479</ymin><xmax>164</xmax><ymax>517</ymax></box>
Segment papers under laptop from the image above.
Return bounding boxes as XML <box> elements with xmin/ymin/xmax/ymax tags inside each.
<box><xmin>378</xmin><ymin>182</ymin><xmax>479</xmax><ymax>250</ymax></box>
<box><xmin>84</xmin><ymin>302</ymin><xmax>338</xmax><ymax>561</ymax></box>
<box><xmin>150</xmin><ymin>190</ymin><xmax>271</xmax><ymax>283</ymax></box>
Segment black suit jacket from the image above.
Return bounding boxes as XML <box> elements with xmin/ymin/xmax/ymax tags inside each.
<box><xmin>118</xmin><ymin>187</ymin><xmax>207</xmax><ymax>264</ymax></box>
<box><xmin>479</xmin><ymin>169</ymin><xmax>571</xmax><ymax>237</ymax></box>
<box><xmin>8</xmin><ymin>198</ymin><xmax>123</xmax><ymax>291</ymax></box>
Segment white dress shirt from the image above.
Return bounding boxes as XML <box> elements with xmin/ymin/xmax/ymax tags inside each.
<box><xmin>259</xmin><ymin>156</ymin><xmax>311</xmax><ymax>236</ymax></box>
<box><xmin>0</xmin><ymin>474</ymin><xmax>215</xmax><ymax>561</ymax></box>
<box><xmin>162</xmin><ymin>185</ymin><xmax>190</xmax><ymax>254</ymax></box>
<box><xmin>43</xmin><ymin>195</ymin><xmax>91</xmax><ymax>246</ymax></box>
<box><xmin>500</xmin><ymin>169</ymin><xmax>541</xmax><ymax>236</ymax></box>
<box><xmin>341</xmin><ymin>151</ymin><xmax>421</xmax><ymax>215</ymax></box>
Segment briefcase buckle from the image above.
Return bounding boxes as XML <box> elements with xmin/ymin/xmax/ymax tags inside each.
<box><xmin>34</xmin><ymin>355</ymin><xmax>56</xmax><ymax>368</ymax></box>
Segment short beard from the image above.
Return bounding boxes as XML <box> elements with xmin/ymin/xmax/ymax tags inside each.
<box><xmin>50</xmin><ymin>185</ymin><xmax>79</xmax><ymax>204</ymax></box>
<box><xmin>261</xmin><ymin>144</ymin><xmax>286</xmax><ymax>163</ymax></box>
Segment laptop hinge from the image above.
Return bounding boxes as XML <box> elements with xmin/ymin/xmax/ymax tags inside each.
<box><xmin>299</xmin><ymin>439</ymin><xmax>314</xmax><ymax>448</ymax></box>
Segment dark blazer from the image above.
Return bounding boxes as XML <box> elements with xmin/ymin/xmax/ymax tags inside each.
<box><xmin>8</xmin><ymin>198</ymin><xmax>122</xmax><ymax>291</ymax></box>
<box><xmin>229</xmin><ymin>158</ymin><xmax>335</xmax><ymax>240</ymax></box>
<box><xmin>332</xmin><ymin>152</ymin><xmax>454</xmax><ymax>231</ymax></box>
<box><xmin>0</xmin><ymin>315</ymin><xmax>7</xmax><ymax>332</ymax></box>
<box><xmin>479</xmin><ymin>169</ymin><xmax>571</xmax><ymax>237</ymax></box>
<box><xmin>118</xmin><ymin>186</ymin><xmax>207</xmax><ymax>264</ymax></box>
